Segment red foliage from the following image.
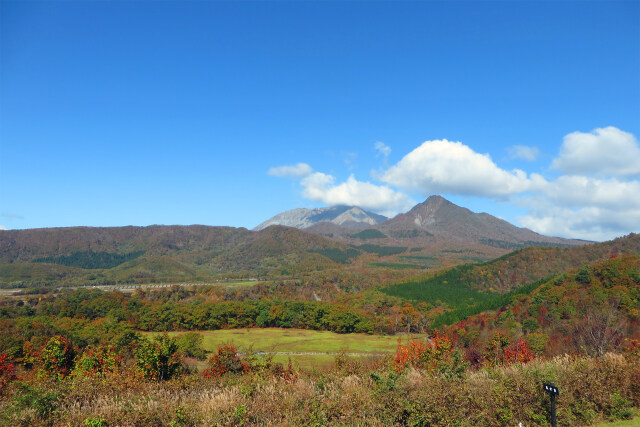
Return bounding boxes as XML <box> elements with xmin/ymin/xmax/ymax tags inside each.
<box><xmin>74</xmin><ymin>345</ymin><xmax>122</xmax><ymax>377</ymax></box>
<box><xmin>39</xmin><ymin>335</ymin><xmax>76</xmax><ymax>379</ymax></box>
<box><xmin>503</xmin><ymin>340</ymin><xmax>535</xmax><ymax>364</ymax></box>
<box><xmin>0</xmin><ymin>353</ymin><xmax>16</xmax><ymax>393</ymax></box>
<box><xmin>485</xmin><ymin>334</ymin><xmax>535</xmax><ymax>366</ymax></box>
<box><xmin>203</xmin><ymin>345</ymin><xmax>250</xmax><ymax>378</ymax></box>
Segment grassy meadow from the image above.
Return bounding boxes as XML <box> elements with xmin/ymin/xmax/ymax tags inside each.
<box><xmin>153</xmin><ymin>328</ymin><xmax>415</xmax><ymax>369</ymax></box>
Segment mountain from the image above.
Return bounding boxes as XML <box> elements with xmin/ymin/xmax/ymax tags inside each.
<box><xmin>0</xmin><ymin>225</ymin><xmax>360</xmax><ymax>286</ymax></box>
<box><xmin>380</xmin><ymin>195</ymin><xmax>587</xmax><ymax>249</ymax></box>
<box><xmin>253</xmin><ymin>206</ymin><xmax>387</xmax><ymax>231</ymax></box>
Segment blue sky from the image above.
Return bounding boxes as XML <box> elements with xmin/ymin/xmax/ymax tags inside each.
<box><xmin>1</xmin><ymin>1</ymin><xmax>639</xmax><ymax>241</ymax></box>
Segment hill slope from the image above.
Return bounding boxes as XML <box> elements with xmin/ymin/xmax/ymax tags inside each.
<box><xmin>0</xmin><ymin>225</ymin><xmax>360</xmax><ymax>286</ymax></box>
<box><xmin>382</xmin><ymin>233</ymin><xmax>640</xmax><ymax>312</ymax></box>
<box><xmin>444</xmin><ymin>253</ymin><xmax>640</xmax><ymax>357</ymax></box>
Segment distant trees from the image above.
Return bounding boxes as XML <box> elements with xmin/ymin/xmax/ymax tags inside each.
<box><xmin>32</xmin><ymin>250</ymin><xmax>145</xmax><ymax>269</ymax></box>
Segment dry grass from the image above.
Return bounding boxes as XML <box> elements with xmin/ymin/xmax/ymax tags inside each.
<box><xmin>0</xmin><ymin>352</ymin><xmax>638</xmax><ymax>426</ymax></box>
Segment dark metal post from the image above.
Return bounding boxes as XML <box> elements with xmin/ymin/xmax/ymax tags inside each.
<box><xmin>550</xmin><ymin>392</ymin><xmax>557</xmax><ymax>427</ymax></box>
<box><xmin>543</xmin><ymin>382</ymin><xmax>559</xmax><ymax>427</ymax></box>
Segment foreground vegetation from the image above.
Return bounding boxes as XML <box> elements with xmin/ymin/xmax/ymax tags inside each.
<box><xmin>0</xmin><ymin>339</ymin><xmax>638</xmax><ymax>426</ymax></box>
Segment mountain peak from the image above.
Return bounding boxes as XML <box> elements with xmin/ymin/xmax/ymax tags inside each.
<box><xmin>383</xmin><ymin>195</ymin><xmax>587</xmax><ymax>247</ymax></box>
<box><xmin>253</xmin><ymin>205</ymin><xmax>387</xmax><ymax>231</ymax></box>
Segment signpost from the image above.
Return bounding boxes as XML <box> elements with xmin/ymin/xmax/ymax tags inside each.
<box><xmin>543</xmin><ymin>382</ymin><xmax>559</xmax><ymax>427</ymax></box>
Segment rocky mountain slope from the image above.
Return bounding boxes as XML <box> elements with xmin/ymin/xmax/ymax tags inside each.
<box><xmin>379</xmin><ymin>195</ymin><xmax>587</xmax><ymax>248</ymax></box>
<box><xmin>254</xmin><ymin>206</ymin><xmax>387</xmax><ymax>231</ymax></box>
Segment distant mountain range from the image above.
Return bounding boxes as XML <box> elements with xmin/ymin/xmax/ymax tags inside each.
<box><xmin>0</xmin><ymin>225</ymin><xmax>352</xmax><ymax>286</ymax></box>
<box><xmin>256</xmin><ymin>195</ymin><xmax>588</xmax><ymax>249</ymax></box>
<box><xmin>0</xmin><ymin>195</ymin><xmax>595</xmax><ymax>287</ymax></box>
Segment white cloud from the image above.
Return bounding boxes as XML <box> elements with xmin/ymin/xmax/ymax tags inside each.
<box><xmin>381</xmin><ymin>139</ymin><xmax>537</xmax><ymax>197</ymax></box>
<box><xmin>541</xmin><ymin>176</ymin><xmax>640</xmax><ymax>210</ymax></box>
<box><xmin>551</xmin><ymin>126</ymin><xmax>640</xmax><ymax>176</ymax></box>
<box><xmin>374</xmin><ymin>141</ymin><xmax>391</xmax><ymax>158</ymax></box>
<box><xmin>514</xmin><ymin>175</ymin><xmax>640</xmax><ymax>241</ymax></box>
<box><xmin>518</xmin><ymin>202</ymin><xmax>640</xmax><ymax>242</ymax></box>
<box><xmin>0</xmin><ymin>225</ymin><xmax>7</xmax><ymax>231</ymax></box>
<box><xmin>507</xmin><ymin>145</ymin><xmax>539</xmax><ymax>161</ymax></box>
<box><xmin>301</xmin><ymin>172</ymin><xmax>415</xmax><ymax>216</ymax></box>
<box><xmin>268</xmin><ymin>163</ymin><xmax>313</xmax><ymax>178</ymax></box>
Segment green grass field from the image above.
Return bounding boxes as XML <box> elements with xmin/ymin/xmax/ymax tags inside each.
<box><xmin>213</xmin><ymin>280</ymin><xmax>259</xmax><ymax>287</ymax></box>
<box><xmin>595</xmin><ymin>416</ymin><xmax>640</xmax><ymax>426</ymax></box>
<box><xmin>155</xmin><ymin>328</ymin><xmax>416</xmax><ymax>370</ymax></box>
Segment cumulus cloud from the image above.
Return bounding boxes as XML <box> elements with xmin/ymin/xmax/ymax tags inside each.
<box><xmin>301</xmin><ymin>172</ymin><xmax>415</xmax><ymax>216</ymax></box>
<box><xmin>374</xmin><ymin>141</ymin><xmax>391</xmax><ymax>158</ymax></box>
<box><xmin>268</xmin><ymin>163</ymin><xmax>313</xmax><ymax>178</ymax></box>
<box><xmin>381</xmin><ymin>139</ymin><xmax>540</xmax><ymax>198</ymax></box>
<box><xmin>541</xmin><ymin>176</ymin><xmax>640</xmax><ymax>210</ymax></box>
<box><xmin>507</xmin><ymin>145</ymin><xmax>539</xmax><ymax>161</ymax></box>
<box><xmin>515</xmin><ymin>175</ymin><xmax>640</xmax><ymax>241</ymax></box>
<box><xmin>0</xmin><ymin>225</ymin><xmax>7</xmax><ymax>231</ymax></box>
<box><xmin>518</xmin><ymin>201</ymin><xmax>640</xmax><ymax>242</ymax></box>
<box><xmin>551</xmin><ymin>126</ymin><xmax>640</xmax><ymax>176</ymax></box>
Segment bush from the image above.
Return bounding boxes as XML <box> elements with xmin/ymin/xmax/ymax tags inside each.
<box><xmin>39</xmin><ymin>335</ymin><xmax>76</xmax><ymax>379</ymax></box>
<box><xmin>11</xmin><ymin>383</ymin><xmax>60</xmax><ymax>420</ymax></box>
<box><xmin>175</xmin><ymin>332</ymin><xmax>207</xmax><ymax>360</ymax></box>
<box><xmin>0</xmin><ymin>353</ymin><xmax>16</xmax><ymax>394</ymax></box>
<box><xmin>203</xmin><ymin>345</ymin><xmax>250</xmax><ymax>377</ymax></box>
<box><xmin>135</xmin><ymin>334</ymin><xmax>182</xmax><ymax>381</ymax></box>
<box><xmin>84</xmin><ymin>416</ymin><xmax>108</xmax><ymax>427</ymax></box>
<box><xmin>74</xmin><ymin>345</ymin><xmax>121</xmax><ymax>377</ymax></box>
<box><xmin>394</xmin><ymin>335</ymin><xmax>469</xmax><ymax>379</ymax></box>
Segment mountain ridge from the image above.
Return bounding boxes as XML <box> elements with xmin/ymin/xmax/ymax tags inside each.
<box><xmin>380</xmin><ymin>195</ymin><xmax>587</xmax><ymax>247</ymax></box>
<box><xmin>254</xmin><ymin>205</ymin><xmax>387</xmax><ymax>231</ymax></box>
<box><xmin>257</xmin><ymin>196</ymin><xmax>589</xmax><ymax>248</ymax></box>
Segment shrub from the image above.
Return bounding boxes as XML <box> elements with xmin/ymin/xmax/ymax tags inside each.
<box><xmin>394</xmin><ymin>335</ymin><xmax>469</xmax><ymax>379</ymax></box>
<box><xmin>525</xmin><ymin>332</ymin><xmax>550</xmax><ymax>355</ymax></box>
<box><xmin>135</xmin><ymin>334</ymin><xmax>182</xmax><ymax>381</ymax></box>
<box><xmin>485</xmin><ymin>333</ymin><xmax>535</xmax><ymax>366</ymax></box>
<box><xmin>503</xmin><ymin>339</ymin><xmax>535</xmax><ymax>364</ymax></box>
<box><xmin>0</xmin><ymin>353</ymin><xmax>16</xmax><ymax>394</ymax></box>
<box><xmin>203</xmin><ymin>344</ymin><xmax>250</xmax><ymax>377</ymax></box>
<box><xmin>175</xmin><ymin>332</ymin><xmax>207</xmax><ymax>360</ymax></box>
<box><xmin>39</xmin><ymin>335</ymin><xmax>76</xmax><ymax>379</ymax></box>
<box><xmin>74</xmin><ymin>345</ymin><xmax>122</xmax><ymax>377</ymax></box>
<box><xmin>484</xmin><ymin>332</ymin><xmax>510</xmax><ymax>366</ymax></box>
<box><xmin>84</xmin><ymin>416</ymin><xmax>108</xmax><ymax>427</ymax></box>
<box><xmin>11</xmin><ymin>382</ymin><xmax>60</xmax><ymax>420</ymax></box>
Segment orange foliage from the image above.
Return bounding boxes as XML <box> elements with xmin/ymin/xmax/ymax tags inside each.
<box><xmin>394</xmin><ymin>334</ymin><xmax>454</xmax><ymax>372</ymax></box>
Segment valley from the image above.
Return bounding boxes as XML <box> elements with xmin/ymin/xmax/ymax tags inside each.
<box><xmin>0</xmin><ymin>197</ymin><xmax>638</xmax><ymax>426</ymax></box>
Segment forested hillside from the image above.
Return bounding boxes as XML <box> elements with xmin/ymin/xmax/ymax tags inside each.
<box><xmin>0</xmin><ymin>225</ymin><xmax>369</xmax><ymax>286</ymax></box>
<box><xmin>444</xmin><ymin>254</ymin><xmax>640</xmax><ymax>359</ymax></box>
<box><xmin>384</xmin><ymin>233</ymin><xmax>639</xmax><ymax>297</ymax></box>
